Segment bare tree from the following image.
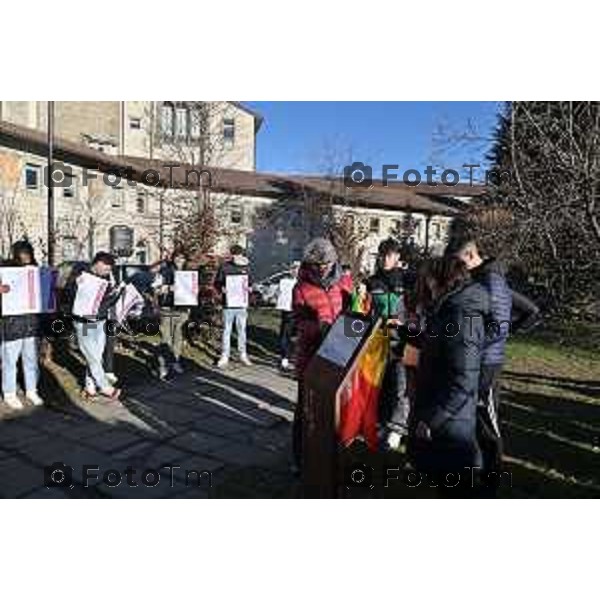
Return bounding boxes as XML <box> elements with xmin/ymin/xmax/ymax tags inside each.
<box><xmin>461</xmin><ymin>101</ymin><xmax>600</xmax><ymax>315</ymax></box>
<box><xmin>142</xmin><ymin>102</ymin><xmax>241</xmax><ymax>260</ymax></box>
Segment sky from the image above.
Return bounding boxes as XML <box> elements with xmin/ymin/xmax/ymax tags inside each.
<box><xmin>243</xmin><ymin>101</ymin><xmax>504</xmax><ymax>181</ymax></box>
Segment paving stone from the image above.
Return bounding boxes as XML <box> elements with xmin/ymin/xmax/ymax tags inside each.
<box><xmin>193</xmin><ymin>414</ymin><xmax>257</xmax><ymax>439</ymax></box>
<box><xmin>207</xmin><ymin>441</ymin><xmax>278</xmax><ymax>468</ymax></box>
<box><xmin>169</xmin><ymin>430</ymin><xmax>231</xmax><ymax>455</ymax></box>
<box><xmin>0</xmin><ymin>422</ymin><xmax>49</xmax><ymax>452</ymax></box>
<box><xmin>0</xmin><ymin>458</ymin><xmax>44</xmax><ymax>498</ymax></box>
<box><xmin>114</xmin><ymin>441</ymin><xmax>188</xmax><ymax>469</ymax></box>
<box><xmin>82</xmin><ymin>428</ymin><xmax>148</xmax><ymax>454</ymax></box>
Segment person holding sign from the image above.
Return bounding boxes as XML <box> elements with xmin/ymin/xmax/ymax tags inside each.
<box><xmin>275</xmin><ymin>261</ymin><xmax>299</xmax><ymax>372</ymax></box>
<box><xmin>291</xmin><ymin>238</ymin><xmax>353</xmax><ymax>468</ymax></box>
<box><xmin>214</xmin><ymin>245</ymin><xmax>251</xmax><ymax>368</ymax></box>
<box><xmin>71</xmin><ymin>252</ymin><xmax>123</xmax><ymax>400</ymax></box>
<box><xmin>0</xmin><ymin>241</ymin><xmax>44</xmax><ymax>409</ymax></box>
<box><xmin>154</xmin><ymin>251</ymin><xmax>193</xmax><ymax>380</ymax></box>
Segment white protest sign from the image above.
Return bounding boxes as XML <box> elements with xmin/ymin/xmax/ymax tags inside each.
<box><xmin>225</xmin><ymin>274</ymin><xmax>249</xmax><ymax>308</ymax></box>
<box><xmin>115</xmin><ymin>283</ymin><xmax>145</xmax><ymax>324</ymax></box>
<box><xmin>174</xmin><ymin>270</ymin><xmax>199</xmax><ymax>306</ymax></box>
<box><xmin>0</xmin><ymin>266</ymin><xmax>42</xmax><ymax>316</ymax></box>
<box><xmin>276</xmin><ymin>277</ymin><xmax>296</xmax><ymax>311</ymax></box>
<box><xmin>72</xmin><ymin>272</ymin><xmax>109</xmax><ymax>318</ymax></box>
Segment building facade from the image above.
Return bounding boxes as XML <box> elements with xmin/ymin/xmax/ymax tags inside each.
<box><xmin>0</xmin><ymin>103</ymin><xmax>476</xmax><ymax>277</ymax></box>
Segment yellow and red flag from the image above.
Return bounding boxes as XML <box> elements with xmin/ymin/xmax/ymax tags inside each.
<box><xmin>337</xmin><ymin>328</ymin><xmax>389</xmax><ymax>451</ymax></box>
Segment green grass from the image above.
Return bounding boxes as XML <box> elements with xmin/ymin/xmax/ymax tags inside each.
<box><xmin>500</xmin><ymin>329</ymin><xmax>600</xmax><ymax>498</ymax></box>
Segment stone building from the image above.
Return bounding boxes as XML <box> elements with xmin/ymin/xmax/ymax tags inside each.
<box><xmin>0</xmin><ymin>103</ymin><xmax>481</xmax><ymax>277</ymax></box>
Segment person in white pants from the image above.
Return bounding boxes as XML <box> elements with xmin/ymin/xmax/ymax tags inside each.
<box><xmin>0</xmin><ymin>240</ymin><xmax>44</xmax><ymax>410</ymax></box>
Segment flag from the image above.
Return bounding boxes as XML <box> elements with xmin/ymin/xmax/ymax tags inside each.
<box><xmin>338</xmin><ymin>327</ymin><xmax>389</xmax><ymax>451</ymax></box>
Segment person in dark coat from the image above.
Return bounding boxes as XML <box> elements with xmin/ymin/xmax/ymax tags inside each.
<box><xmin>1</xmin><ymin>240</ymin><xmax>44</xmax><ymax>409</ymax></box>
<box><xmin>153</xmin><ymin>251</ymin><xmax>190</xmax><ymax>380</ymax></box>
<box><xmin>367</xmin><ymin>238</ymin><xmax>409</xmax><ymax>447</ymax></box>
<box><xmin>445</xmin><ymin>235</ymin><xmax>540</xmax><ymax>488</ymax></box>
<box><xmin>411</xmin><ymin>256</ymin><xmax>490</xmax><ymax>495</ymax></box>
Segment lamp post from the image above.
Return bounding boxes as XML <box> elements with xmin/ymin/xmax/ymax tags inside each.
<box><xmin>47</xmin><ymin>101</ymin><xmax>55</xmax><ymax>266</ymax></box>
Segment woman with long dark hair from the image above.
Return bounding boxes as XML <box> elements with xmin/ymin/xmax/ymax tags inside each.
<box><xmin>411</xmin><ymin>255</ymin><xmax>490</xmax><ymax>495</ymax></box>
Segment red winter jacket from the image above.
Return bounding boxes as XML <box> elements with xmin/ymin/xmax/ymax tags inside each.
<box><xmin>292</xmin><ymin>263</ymin><xmax>353</xmax><ymax>375</ymax></box>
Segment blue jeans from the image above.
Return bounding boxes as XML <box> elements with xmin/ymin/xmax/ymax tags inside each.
<box><xmin>221</xmin><ymin>308</ymin><xmax>248</xmax><ymax>358</ymax></box>
<box><xmin>75</xmin><ymin>321</ymin><xmax>109</xmax><ymax>390</ymax></box>
<box><xmin>2</xmin><ymin>337</ymin><xmax>39</xmax><ymax>395</ymax></box>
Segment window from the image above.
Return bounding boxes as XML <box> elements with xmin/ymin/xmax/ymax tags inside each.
<box><xmin>129</xmin><ymin>117</ymin><xmax>141</xmax><ymax>129</ymax></box>
<box><xmin>161</xmin><ymin>103</ymin><xmax>174</xmax><ymax>138</ymax></box>
<box><xmin>136</xmin><ymin>192</ymin><xmax>146</xmax><ymax>214</ymax></box>
<box><xmin>414</xmin><ymin>220</ymin><xmax>422</xmax><ymax>238</ymax></box>
<box><xmin>176</xmin><ymin>107</ymin><xmax>188</xmax><ymax>139</ymax></box>
<box><xmin>111</xmin><ymin>187</ymin><xmax>123</xmax><ymax>208</ymax></box>
<box><xmin>62</xmin><ymin>237</ymin><xmax>78</xmax><ymax>261</ymax></box>
<box><xmin>390</xmin><ymin>219</ymin><xmax>400</xmax><ymax>232</ymax></box>
<box><xmin>369</xmin><ymin>217</ymin><xmax>380</xmax><ymax>234</ymax></box>
<box><xmin>223</xmin><ymin>118</ymin><xmax>235</xmax><ymax>145</ymax></box>
<box><xmin>136</xmin><ymin>242</ymin><xmax>147</xmax><ymax>265</ymax></box>
<box><xmin>25</xmin><ymin>164</ymin><xmax>40</xmax><ymax>191</ymax></box>
<box><xmin>432</xmin><ymin>222</ymin><xmax>441</xmax><ymax>239</ymax></box>
<box><xmin>230</xmin><ymin>204</ymin><xmax>243</xmax><ymax>225</ymax></box>
<box><xmin>190</xmin><ymin>110</ymin><xmax>201</xmax><ymax>139</ymax></box>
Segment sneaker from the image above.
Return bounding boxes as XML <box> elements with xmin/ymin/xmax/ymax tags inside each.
<box><xmin>239</xmin><ymin>354</ymin><xmax>252</xmax><ymax>366</ymax></box>
<box><xmin>158</xmin><ymin>366</ymin><xmax>169</xmax><ymax>380</ymax></box>
<box><xmin>25</xmin><ymin>390</ymin><xmax>44</xmax><ymax>407</ymax></box>
<box><xmin>216</xmin><ymin>355</ymin><xmax>229</xmax><ymax>369</ymax></box>
<box><xmin>173</xmin><ymin>361</ymin><xmax>184</xmax><ymax>375</ymax></box>
<box><xmin>106</xmin><ymin>372</ymin><xmax>118</xmax><ymax>385</ymax></box>
<box><xmin>281</xmin><ymin>358</ymin><xmax>293</xmax><ymax>371</ymax></box>
<box><xmin>386</xmin><ymin>431</ymin><xmax>402</xmax><ymax>451</ymax></box>
<box><xmin>4</xmin><ymin>393</ymin><xmax>24</xmax><ymax>410</ymax></box>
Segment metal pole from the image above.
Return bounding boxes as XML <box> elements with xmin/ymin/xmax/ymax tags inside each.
<box><xmin>47</xmin><ymin>101</ymin><xmax>55</xmax><ymax>266</ymax></box>
<box><xmin>424</xmin><ymin>213</ymin><xmax>431</xmax><ymax>255</ymax></box>
<box><xmin>159</xmin><ymin>194</ymin><xmax>164</xmax><ymax>255</ymax></box>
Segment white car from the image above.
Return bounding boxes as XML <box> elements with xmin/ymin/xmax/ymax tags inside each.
<box><xmin>252</xmin><ymin>270</ymin><xmax>296</xmax><ymax>306</ymax></box>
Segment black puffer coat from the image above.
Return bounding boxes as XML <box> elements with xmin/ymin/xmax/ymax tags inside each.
<box><xmin>413</xmin><ymin>278</ymin><xmax>491</xmax><ymax>471</ymax></box>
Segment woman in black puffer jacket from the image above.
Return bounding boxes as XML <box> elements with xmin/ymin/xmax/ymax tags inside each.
<box><xmin>411</xmin><ymin>256</ymin><xmax>490</xmax><ymax>491</ymax></box>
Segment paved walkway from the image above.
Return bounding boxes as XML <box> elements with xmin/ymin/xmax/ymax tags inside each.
<box><xmin>0</xmin><ymin>359</ymin><xmax>297</xmax><ymax>498</ymax></box>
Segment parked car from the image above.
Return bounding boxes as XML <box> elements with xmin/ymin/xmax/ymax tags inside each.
<box><xmin>252</xmin><ymin>270</ymin><xmax>296</xmax><ymax>306</ymax></box>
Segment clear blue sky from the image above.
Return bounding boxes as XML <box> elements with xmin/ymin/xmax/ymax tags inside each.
<box><xmin>244</xmin><ymin>101</ymin><xmax>504</xmax><ymax>180</ymax></box>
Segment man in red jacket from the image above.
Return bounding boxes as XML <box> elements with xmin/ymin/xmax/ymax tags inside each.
<box><xmin>292</xmin><ymin>237</ymin><xmax>353</xmax><ymax>469</ymax></box>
